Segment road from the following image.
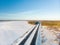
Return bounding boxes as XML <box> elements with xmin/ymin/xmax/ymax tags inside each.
<box><xmin>13</xmin><ymin>23</ymin><xmax>41</xmax><ymax>45</ymax></box>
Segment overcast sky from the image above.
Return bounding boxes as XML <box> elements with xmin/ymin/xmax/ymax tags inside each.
<box><xmin>0</xmin><ymin>0</ymin><xmax>60</xmax><ymax>20</ymax></box>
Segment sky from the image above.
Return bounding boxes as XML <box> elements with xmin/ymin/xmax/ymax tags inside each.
<box><xmin>0</xmin><ymin>0</ymin><xmax>60</xmax><ymax>20</ymax></box>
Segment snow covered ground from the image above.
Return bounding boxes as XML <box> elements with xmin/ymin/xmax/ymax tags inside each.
<box><xmin>0</xmin><ymin>21</ymin><xmax>59</xmax><ymax>45</ymax></box>
<box><xmin>41</xmin><ymin>26</ymin><xmax>59</xmax><ymax>45</ymax></box>
<box><xmin>0</xmin><ymin>21</ymin><xmax>34</xmax><ymax>45</ymax></box>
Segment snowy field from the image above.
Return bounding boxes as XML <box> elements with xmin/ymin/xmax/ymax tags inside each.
<box><xmin>0</xmin><ymin>21</ymin><xmax>59</xmax><ymax>45</ymax></box>
<box><xmin>0</xmin><ymin>21</ymin><xmax>35</xmax><ymax>45</ymax></box>
<box><xmin>41</xmin><ymin>26</ymin><xmax>59</xmax><ymax>45</ymax></box>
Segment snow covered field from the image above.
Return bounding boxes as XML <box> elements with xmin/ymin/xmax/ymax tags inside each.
<box><xmin>0</xmin><ymin>21</ymin><xmax>34</xmax><ymax>45</ymax></box>
<box><xmin>41</xmin><ymin>26</ymin><xmax>59</xmax><ymax>45</ymax></box>
<box><xmin>0</xmin><ymin>21</ymin><xmax>59</xmax><ymax>45</ymax></box>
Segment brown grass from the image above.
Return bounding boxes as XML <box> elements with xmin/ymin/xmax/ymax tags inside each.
<box><xmin>28</xmin><ymin>21</ymin><xmax>37</xmax><ymax>25</ymax></box>
<box><xmin>28</xmin><ymin>20</ymin><xmax>60</xmax><ymax>27</ymax></box>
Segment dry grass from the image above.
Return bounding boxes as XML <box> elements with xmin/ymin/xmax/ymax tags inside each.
<box><xmin>28</xmin><ymin>21</ymin><xmax>37</xmax><ymax>25</ymax></box>
<box><xmin>28</xmin><ymin>21</ymin><xmax>60</xmax><ymax>27</ymax></box>
<box><xmin>28</xmin><ymin>21</ymin><xmax>60</xmax><ymax>32</ymax></box>
<box><xmin>41</xmin><ymin>21</ymin><xmax>60</xmax><ymax>27</ymax></box>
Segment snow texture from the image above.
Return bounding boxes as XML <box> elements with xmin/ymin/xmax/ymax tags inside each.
<box><xmin>0</xmin><ymin>21</ymin><xmax>34</xmax><ymax>45</ymax></box>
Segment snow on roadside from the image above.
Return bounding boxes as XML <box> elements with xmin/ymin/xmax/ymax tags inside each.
<box><xmin>0</xmin><ymin>21</ymin><xmax>34</xmax><ymax>45</ymax></box>
<box><xmin>41</xmin><ymin>26</ymin><xmax>59</xmax><ymax>45</ymax></box>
